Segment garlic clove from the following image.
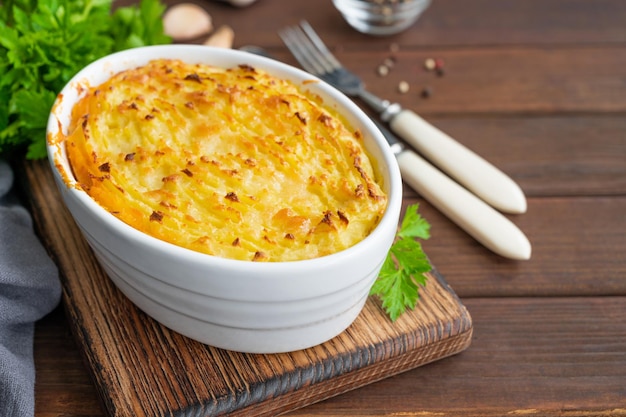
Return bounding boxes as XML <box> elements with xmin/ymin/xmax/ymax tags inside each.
<box><xmin>163</xmin><ymin>3</ymin><xmax>213</xmax><ymax>41</ymax></box>
<box><xmin>203</xmin><ymin>25</ymin><xmax>235</xmax><ymax>49</ymax></box>
<box><xmin>215</xmin><ymin>0</ymin><xmax>259</xmax><ymax>7</ymax></box>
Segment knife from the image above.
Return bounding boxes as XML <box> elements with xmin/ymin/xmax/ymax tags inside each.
<box><xmin>373</xmin><ymin>120</ymin><xmax>531</xmax><ymax>260</ymax></box>
<box><xmin>366</xmin><ymin>96</ymin><xmax>528</xmax><ymax>215</ymax></box>
<box><xmin>239</xmin><ymin>45</ymin><xmax>532</xmax><ymax>260</ymax></box>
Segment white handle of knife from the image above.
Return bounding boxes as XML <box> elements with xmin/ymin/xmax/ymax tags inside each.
<box><xmin>389</xmin><ymin>109</ymin><xmax>527</xmax><ymax>214</ymax></box>
<box><xmin>396</xmin><ymin>150</ymin><xmax>531</xmax><ymax>260</ymax></box>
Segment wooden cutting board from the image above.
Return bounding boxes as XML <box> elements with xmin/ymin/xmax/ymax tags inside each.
<box><xmin>20</xmin><ymin>159</ymin><xmax>473</xmax><ymax>417</ymax></box>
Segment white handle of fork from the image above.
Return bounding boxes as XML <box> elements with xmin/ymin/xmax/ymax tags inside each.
<box><xmin>396</xmin><ymin>149</ymin><xmax>532</xmax><ymax>260</ymax></box>
<box><xmin>389</xmin><ymin>109</ymin><xmax>527</xmax><ymax>214</ymax></box>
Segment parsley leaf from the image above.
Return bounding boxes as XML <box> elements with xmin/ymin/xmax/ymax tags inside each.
<box><xmin>370</xmin><ymin>203</ymin><xmax>432</xmax><ymax>321</ymax></box>
<box><xmin>0</xmin><ymin>0</ymin><xmax>171</xmax><ymax>160</ymax></box>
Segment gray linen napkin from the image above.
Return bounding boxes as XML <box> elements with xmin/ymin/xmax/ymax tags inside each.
<box><xmin>0</xmin><ymin>160</ymin><xmax>61</xmax><ymax>417</ymax></box>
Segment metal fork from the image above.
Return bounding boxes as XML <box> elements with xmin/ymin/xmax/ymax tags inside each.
<box><xmin>279</xmin><ymin>20</ymin><xmax>527</xmax><ymax>215</ymax></box>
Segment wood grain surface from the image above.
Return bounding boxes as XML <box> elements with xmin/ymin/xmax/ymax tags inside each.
<box><xmin>23</xmin><ymin>0</ymin><xmax>626</xmax><ymax>416</ymax></box>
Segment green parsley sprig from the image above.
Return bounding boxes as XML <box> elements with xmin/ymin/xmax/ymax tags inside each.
<box><xmin>370</xmin><ymin>203</ymin><xmax>432</xmax><ymax>321</ymax></box>
<box><xmin>0</xmin><ymin>0</ymin><xmax>172</xmax><ymax>160</ymax></box>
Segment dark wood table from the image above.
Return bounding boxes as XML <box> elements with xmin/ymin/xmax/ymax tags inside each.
<box><xmin>31</xmin><ymin>0</ymin><xmax>626</xmax><ymax>416</ymax></box>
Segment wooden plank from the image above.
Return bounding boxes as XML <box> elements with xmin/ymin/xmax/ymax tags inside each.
<box><xmin>308</xmin><ymin>47</ymin><xmax>626</xmax><ymax>115</ymax></box>
<box><xmin>143</xmin><ymin>0</ymin><xmax>626</xmax><ymax>48</ymax></box>
<box><xmin>23</xmin><ymin>159</ymin><xmax>472</xmax><ymax>417</ymax></box>
<box><xmin>286</xmin><ymin>296</ymin><xmax>626</xmax><ymax>416</ymax></box>
<box><xmin>419</xmin><ymin>196</ymin><xmax>626</xmax><ymax>298</ymax></box>
<box><xmin>35</xmin><ymin>296</ymin><xmax>626</xmax><ymax>417</ymax></box>
<box><xmin>410</xmin><ymin>0</ymin><xmax>626</xmax><ymax>46</ymax></box>
<box><xmin>34</xmin><ymin>307</ymin><xmax>103</xmax><ymax>417</ymax></box>
<box><xmin>393</xmin><ymin>116</ymin><xmax>626</xmax><ymax>198</ymax></box>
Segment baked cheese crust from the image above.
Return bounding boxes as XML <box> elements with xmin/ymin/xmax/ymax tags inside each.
<box><xmin>64</xmin><ymin>59</ymin><xmax>387</xmax><ymax>262</ymax></box>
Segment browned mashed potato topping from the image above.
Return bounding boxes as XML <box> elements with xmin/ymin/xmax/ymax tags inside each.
<box><xmin>64</xmin><ymin>59</ymin><xmax>387</xmax><ymax>261</ymax></box>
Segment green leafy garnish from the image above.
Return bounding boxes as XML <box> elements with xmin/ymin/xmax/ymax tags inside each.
<box><xmin>370</xmin><ymin>203</ymin><xmax>432</xmax><ymax>321</ymax></box>
<box><xmin>0</xmin><ymin>0</ymin><xmax>171</xmax><ymax>160</ymax></box>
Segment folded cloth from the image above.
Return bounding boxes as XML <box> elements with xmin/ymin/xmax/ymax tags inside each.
<box><xmin>0</xmin><ymin>160</ymin><xmax>61</xmax><ymax>417</ymax></box>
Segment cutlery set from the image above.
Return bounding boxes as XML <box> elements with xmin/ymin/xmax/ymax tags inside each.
<box><xmin>251</xmin><ymin>21</ymin><xmax>531</xmax><ymax>260</ymax></box>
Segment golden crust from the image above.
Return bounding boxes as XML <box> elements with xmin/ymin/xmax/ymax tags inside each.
<box><xmin>65</xmin><ymin>59</ymin><xmax>387</xmax><ymax>261</ymax></box>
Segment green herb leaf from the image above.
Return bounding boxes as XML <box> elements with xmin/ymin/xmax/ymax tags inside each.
<box><xmin>0</xmin><ymin>0</ymin><xmax>171</xmax><ymax>160</ymax></box>
<box><xmin>398</xmin><ymin>204</ymin><xmax>431</xmax><ymax>240</ymax></box>
<box><xmin>370</xmin><ymin>203</ymin><xmax>432</xmax><ymax>321</ymax></box>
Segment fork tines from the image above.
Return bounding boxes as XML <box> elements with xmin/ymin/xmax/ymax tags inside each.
<box><xmin>278</xmin><ymin>20</ymin><xmax>342</xmax><ymax>77</ymax></box>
